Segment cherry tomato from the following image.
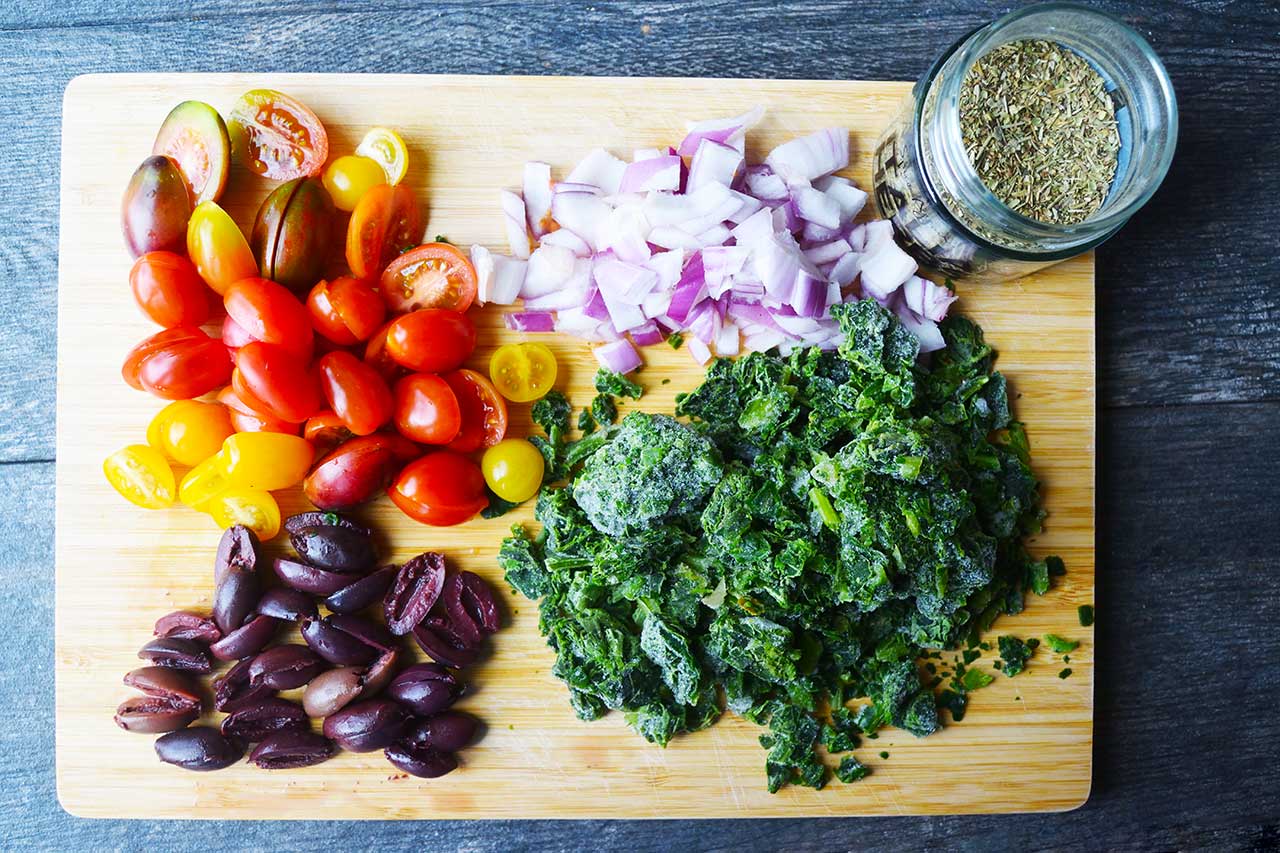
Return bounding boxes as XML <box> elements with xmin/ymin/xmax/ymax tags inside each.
<box><xmin>228</xmin><ymin>89</ymin><xmax>329</xmax><ymax>181</ymax></box>
<box><xmin>318</xmin><ymin>351</ymin><xmax>394</xmax><ymax>436</ymax></box>
<box><xmin>146</xmin><ymin>400</ymin><xmax>234</xmax><ymax>467</ymax></box>
<box><xmin>207</xmin><ymin>487</ymin><xmax>281</xmax><ymax>540</ymax></box>
<box><xmin>224</xmin><ymin>277</ymin><xmax>314</xmax><ymax>361</ymax></box>
<box><xmin>388</xmin><ymin>450</ymin><xmax>487</xmax><ymax>526</ymax></box>
<box><xmin>356</xmin><ymin>127</ymin><xmax>409</xmax><ymax>185</ymax></box>
<box><xmin>231</xmin><ymin>341</ymin><xmax>322</xmax><ymax>424</ymax></box>
<box><xmin>221</xmin><ymin>316</ymin><xmax>255</xmax><ymax>352</ymax></box>
<box><xmin>187</xmin><ymin>201</ymin><xmax>259</xmax><ymax>295</ymax></box>
<box><xmin>379</xmin><ymin>243</ymin><xmax>478</xmax><ymax>314</ymax></box>
<box><xmin>122</xmin><ymin>326</ymin><xmax>232</xmax><ymax>400</ymax></box>
<box><xmin>303</xmin><ymin>411</ymin><xmax>354</xmax><ymax>456</ymax></box>
<box><xmin>220</xmin><ymin>431</ymin><xmax>314</xmax><ymax>491</ymax></box>
<box><xmin>489</xmin><ymin>342</ymin><xmax>558</xmax><ymax>403</ymax></box>
<box><xmin>104</xmin><ymin>444</ymin><xmax>176</xmax><ymax>509</ymax></box>
<box><xmin>363</xmin><ymin>320</ymin><xmax>406</xmax><ymax>382</ymax></box>
<box><xmin>129</xmin><ymin>251</ymin><xmax>211</xmax><ymax>328</ymax></box>
<box><xmin>179</xmin><ymin>453</ymin><xmax>230</xmax><ymax>509</ymax></box>
<box><xmin>152</xmin><ymin>100</ymin><xmax>231</xmax><ymax>204</ymax></box>
<box><xmin>308</xmin><ymin>277</ymin><xmax>386</xmax><ymax>346</ymax></box>
<box><xmin>442</xmin><ymin>369</ymin><xmax>508</xmax><ymax>452</ymax></box>
<box><xmin>217</xmin><ymin>386</ymin><xmax>300</xmax><ymax>435</ymax></box>
<box><xmin>346</xmin><ymin>184</ymin><xmax>423</xmax><ymax>280</ymax></box>
<box><xmin>304</xmin><ymin>433</ymin><xmax>420</xmax><ymax>510</ymax></box>
<box><xmin>122</xmin><ymin>155</ymin><xmax>192</xmax><ymax>259</ymax></box>
<box><xmin>323</xmin><ymin>155</ymin><xmax>386</xmax><ymax>212</ymax></box>
<box><xmin>385</xmin><ymin>309</ymin><xmax>476</xmax><ymax>374</ymax></box>
<box><xmin>393</xmin><ymin>374</ymin><xmax>461</xmax><ymax>445</ymax></box>
<box><xmin>481</xmin><ymin>438</ymin><xmax>545</xmax><ymax>503</ymax></box>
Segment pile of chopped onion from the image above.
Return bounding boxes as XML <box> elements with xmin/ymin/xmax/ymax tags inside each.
<box><xmin>472</xmin><ymin>106</ymin><xmax>956</xmax><ymax>374</ymax></box>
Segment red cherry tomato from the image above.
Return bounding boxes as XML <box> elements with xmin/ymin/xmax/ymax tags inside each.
<box><xmin>363</xmin><ymin>320</ymin><xmax>406</xmax><ymax>382</ymax></box>
<box><xmin>218</xmin><ymin>386</ymin><xmax>300</xmax><ymax>435</ymax></box>
<box><xmin>318</xmin><ymin>351</ymin><xmax>394</xmax><ymax>436</ymax></box>
<box><xmin>392</xmin><ymin>373</ymin><xmax>462</xmax><ymax>445</ymax></box>
<box><xmin>223</xmin><ymin>277</ymin><xmax>314</xmax><ymax>361</ymax></box>
<box><xmin>379</xmin><ymin>243</ymin><xmax>478</xmax><ymax>314</ymax></box>
<box><xmin>304</xmin><ymin>433</ymin><xmax>420</xmax><ymax>510</ymax></box>
<box><xmin>122</xmin><ymin>326</ymin><xmax>231</xmax><ymax>400</ymax></box>
<box><xmin>307</xmin><ymin>277</ymin><xmax>386</xmax><ymax>346</ymax></box>
<box><xmin>228</xmin><ymin>89</ymin><xmax>329</xmax><ymax>181</ymax></box>
<box><xmin>385</xmin><ymin>309</ymin><xmax>476</xmax><ymax>374</ymax></box>
<box><xmin>388</xmin><ymin>450</ymin><xmax>487</xmax><ymax>526</ymax></box>
<box><xmin>346</xmin><ymin>184</ymin><xmax>423</xmax><ymax>280</ymax></box>
<box><xmin>303</xmin><ymin>411</ymin><xmax>355</xmax><ymax>456</ymax></box>
<box><xmin>231</xmin><ymin>341</ymin><xmax>322</xmax><ymax>424</ymax></box>
<box><xmin>442</xmin><ymin>369</ymin><xmax>508</xmax><ymax>452</ymax></box>
<box><xmin>129</xmin><ymin>251</ymin><xmax>211</xmax><ymax>328</ymax></box>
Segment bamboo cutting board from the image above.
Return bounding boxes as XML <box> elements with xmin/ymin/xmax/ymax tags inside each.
<box><xmin>55</xmin><ymin>73</ymin><xmax>1095</xmax><ymax>819</ymax></box>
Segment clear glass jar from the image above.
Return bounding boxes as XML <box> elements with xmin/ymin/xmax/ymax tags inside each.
<box><xmin>872</xmin><ymin>2</ymin><xmax>1178</xmax><ymax>282</ymax></box>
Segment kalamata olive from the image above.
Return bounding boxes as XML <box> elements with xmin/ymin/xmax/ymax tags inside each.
<box><xmin>213</xmin><ymin>566</ymin><xmax>260</xmax><ymax>636</ymax></box>
<box><xmin>250</xmin><ymin>177</ymin><xmax>336</xmax><ymax>293</ymax></box>
<box><xmin>250</xmin><ymin>730</ymin><xmax>336</xmax><ymax>769</ymax></box>
<box><xmin>153</xmin><ymin>610</ymin><xmax>222</xmax><ymax>643</ymax></box>
<box><xmin>124</xmin><ymin>666</ymin><xmax>204</xmax><ymax>707</ymax></box>
<box><xmin>303</xmin><ymin>434</ymin><xmax>420</xmax><ymax>510</ymax></box>
<box><xmin>303</xmin><ymin>666</ymin><xmax>364</xmax><ymax>718</ymax></box>
<box><xmin>221</xmin><ymin>697</ymin><xmax>309</xmax><ymax>741</ymax></box>
<box><xmin>155</xmin><ymin>726</ymin><xmax>245</xmax><ymax>771</ymax></box>
<box><xmin>360</xmin><ymin>648</ymin><xmax>400</xmax><ymax>696</ymax></box>
<box><xmin>328</xmin><ymin>613</ymin><xmax>396</xmax><ymax>652</ymax></box>
<box><xmin>385</xmin><ymin>663</ymin><xmax>462</xmax><ymax>716</ymax></box>
<box><xmin>138</xmin><ymin>637</ymin><xmax>212</xmax><ymax>673</ymax></box>
<box><xmin>255</xmin><ymin>587</ymin><xmax>319</xmax><ymax>622</ymax></box>
<box><xmin>406</xmin><ymin>711</ymin><xmax>480</xmax><ymax>752</ymax></box>
<box><xmin>121</xmin><ymin>155</ymin><xmax>192</xmax><ymax>258</ymax></box>
<box><xmin>384</xmin><ymin>552</ymin><xmax>446</xmax><ymax>635</ymax></box>
<box><xmin>384</xmin><ymin>741</ymin><xmax>458</xmax><ymax>779</ymax></box>
<box><xmin>411</xmin><ymin>616</ymin><xmax>479</xmax><ymax>669</ymax></box>
<box><xmin>114</xmin><ymin>695</ymin><xmax>201</xmax><ymax>734</ymax></box>
<box><xmin>209</xmin><ymin>614</ymin><xmax>280</xmax><ymax>661</ymax></box>
<box><xmin>290</xmin><ymin>525</ymin><xmax>376</xmax><ymax>574</ymax></box>
<box><xmin>444</xmin><ymin>571</ymin><xmax>501</xmax><ymax>636</ymax></box>
<box><xmin>301</xmin><ymin>616</ymin><xmax>378</xmax><ymax>666</ymax></box>
<box><xmin>325</xmin><ymin>565</ymin><xmax>397</xmax><ymax>615</ymax></box>
<box><xmin>249</xmin><ymin>645</ymin><xmax>325</xmax><ymax>691</ymax></box>
<box><xmin>322</xmin><ymin>699</ymin><xmax>410</xmax><ymax>752</ymax></box>
<box><xmin>283</xmin><ymin>511</ymin><xmax>370</xmax><ymax>538</ymax></box>
<box><xmin>213</xmin><ymin>656</ymin><xmax>275</xmax><ymax>713</ymax></box>
<box><xmin>274</xmin><ymin>557</ymin><xmax>354</xmax><ymax>597</ymax></box>
<box><xmin>215</xmin><ymin>524</ymin><xmax>261</xmax><ymax>586</ymax></box>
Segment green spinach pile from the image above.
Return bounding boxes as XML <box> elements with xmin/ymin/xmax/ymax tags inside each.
<box><xmin>499</xmin><ymin>300</ymin><xmax>1060</xmax><ymax>792</ymax></box>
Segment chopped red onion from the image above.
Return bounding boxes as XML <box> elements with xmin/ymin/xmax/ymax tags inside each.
<box><xmin>696</xmin><ymin>223</ymin><xmax>732</xmax><ymax>247</ymax></box>
<box><xmin>594</xmin><ymin>339</ymin><xmax>643</xmax><ymax>374</ymax></box>
<box><xmin>633</xmin><ymin>147</ymin><xmax>663</xmax><ymax>162</ymax></box>
<box><xmin>645</xmin><ymin>250</ymin><xmax>685</xmax><ymax>290</ymax></box>
<box><xmin>583</xmin><ymin>285</ymin><xmax>610</xmax><ymax>321</ymax></box>
<box><xmin>567</xmin><ymin>148</ymin><xmax>628</xmax><ymax>195</ymax></box>
<box><xmin>893</xmin><ymin>304</ymin><xmax>945</xmax><ymax>353</ymax></box>
<box><xmin>470</xmin><ymin>244</ymin><xmax>494</xmax><ymax>305</ymax></box>
<box><xmin>676</xmin><ymin>105</ymin><xmax>765</xmax><ymax>157</ymax></box>
<box><xmin>540</xmin><ymin>227</ymin><xmax>592</xmax><ymax>257</ymax></box>
<box><xmin>666</xmin><ymin>252</ymin><xmax>707</xmax><ymax>324</ymax></box>
<box><xmin>829</xmin><ymin>252</ymin><xmax>861</xmax><ymax>288</ymax></box>
<box><xmin>814</xmin><ymin>175</ymin><xmax>869</xmax><ymax>225</ymax></box>
<box><xmin>504</xmin><ymin>311</ymin><xmax>556</xmax><ymax>332</ymax></box>
<box><xmin>554</xmin><ymin>181</ymin><xmax>604</xmax><ymax>195</ymax></box>
<box><xmin>702</xmin><ymin>245</ymin><xmax>749</xmax><ymax>298</ymax></box>
<box><xmin>715</xmin><ymin>322</ymin><xmax>740</xmax><ymax>356</ymax></box>
<box><xmin>900</xmin><ymin>276</ymin><xmax>958</xmax><ymax>322</ymax></box>
<box><xmin>640</xmin><ymin>289</ymin><xmax>673</xmax><ymax>319</ymax></box>
<box><xmin>550</xmin><ymin>192</ymin><xmax>610</xmax><ymax>248</ymax></box>
<box><xmin>764</xmin><ymin>128</ymin><xmax>850</xmax><ymax>182</ymax></box>
<box><xmin>803</xmin><ymin>238</ymin><xmax>852</xmax><ymax>266</ymax></box>
<box><xmin>846</xmin><ymin>223</ymin><xmax>868</xmax><ymax>252</ymax></box>
<box><xmin>500</xmin><ymin>190</ymin><xmax>531</xmax><ymax>259</ymax></box>
<box><xmin>860</xmin><ymin>238</ymin><xmax>918</xmax><ymax>300</ymax></box>
<box><xmin>863</xmin><ymin>220</ymin><xmax>894</xmax><ymax>254</ymax></box>
<box><xmin>523</xmin><ymin>162</ymin><xmax>554</xmax><ymax>238</ymax></box>
<box><xmin>599</xmin><ymin>205</ymin><xmax>653</xmax><ymax>264</ymax></box>
<box><xmin>743</xmin><ymin>164</ymin><xmax>789</xmax><ymax>202</ymax></box>
<box><xmin>726</xmin><ymin>190</ymin><xmax>764</xmax><ymax>224</ymax></box>
<box><xmin>686</xmin><ymin>335</ymin><xmax>713</xmax><ymax>365</ymax></box>
<box><xmin>619</xmin><ymin>155</ymin><xmax>682</xmax><ymax>194</ymax></box>
<box><xmin>521</xmin><ymin>244</ymin><xmax>578</xmax><ymax>298</ymax></box>
<box><xmin>802</xmin><ymin>220</ymin><xmax>842</xmax><ymax>243</ymax></box>
<box><xmin>789</xmin><ymin>270</ymin><xmax>828</xmax><ymax>319</ymax></box>
<box><xmin>647</xmin><ymin>226</ymin><xmax>703</xmax><ymax>250</ymax></box>
<box><xmin>630</xmin><ymin>320</ymin><xmax>665</xmax><ymax>346</ymax></box>
<box><xmin>687</xmin><ymin>139</ymin><xmax>745</xmax><ymax>191</ymax></box>
<box><xmin>791</xmin><ymin>185</ymin><xmax>842</xmax><ymax>230</ymax></box>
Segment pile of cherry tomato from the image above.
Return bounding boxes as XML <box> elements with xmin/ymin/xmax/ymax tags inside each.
<box><xmin>107</xmin><ymin>90</ymin><xmax>555</xmax><ymax>537</ymax></box>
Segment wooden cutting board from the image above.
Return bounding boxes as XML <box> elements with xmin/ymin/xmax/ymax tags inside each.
<box><xmin>55</xmin><ymin>73</ymin><xmax>1095</xmax><ymax>819</ymax></box>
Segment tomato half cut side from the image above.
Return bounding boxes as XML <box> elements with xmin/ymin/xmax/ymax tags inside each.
<box><xmin>442</xmin><ymin>369</ymin><xmax>508</xmax><ymax>453</ymax></box>
<box><xmin>228</xmin><ymin>89</ymin><xmax>329</xmax><ymax>181</ymax></box>
<box><xmin>152</xmin><ymin>100</ymin><xmax>231</xmax><ymax>204</ymax></box>
<box><xmin>379</xmin><ymin>243</ymin><xmax>478</xmax><ymax>314</ymax></box>
<box><xmin>346</xmin><ymin>184</ymin><xmax>423</xmax><ymax>280</ymax></box>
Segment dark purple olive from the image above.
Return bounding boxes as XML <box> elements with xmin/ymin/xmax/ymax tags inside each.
<box><xmin>361</xmin><ymin>648</ymin><xmax>400</xmax><ymax>697</ymax></box>
<box><xmin>385</xmin><ymin>663</ymin><xmax>462</xmax><ymax>716</ymax></box>
<box><xmin>444</xmin><ymin>571</ymin><xmax>501</xmax><ymax>636</ymax></box>
<box><xmin>290</xmin><ymin>525</ymin><xmax>376</xmax><ymax>574</ymax></box>
<box><xmin>322</xmin><ymin>699</ymin><xmax>410</xmax><ymax>752</ymax></box>
<box><xmin>384</xmin><ymin>552</ymin><xmax>446</xmax><ymax>635</ymax></box>
<box><xmin>115</xmin><ymin>667</ymin><xmax>204</xmax><ymax>734</ymax></box>
<box><xmin>155</xmin><ymin>726</ymin><xmax>245</xmax><ymax>771</ymax></box>
<box><xmin>411</xmin><ymin>617</ymin><xmax>479</xmax><ymax>669</ymax></box>
<box><xmin>153</xmin><ymin>610</ymin><xmax>222</xmax><ymax>643</ymax></box>
<box><xmin>303</xmin><ymin>666</ymin><xmax>364</xmax><ymax>718</ymax></box>
<box><xmin>301</xmin><ymin>617</ymin><xmax>378</xmax><ymax>666</ymax></box>
<box><xmin>220</xmin><ymin>697</ymin><xmax>309</xmax><ymax>741</ymax></box>
<box><xmin>255</xmin><ymin>587</ymin><xmax>319</xmax><ymax>622</ymax></box>
<box><xmin>250</xmin><ymin>730</ymin><xmax>336</xmax><ymax>769</ymax></box>
<box><xmin>283</xmin><ymin>511</ymin><xmax>370</xmax><ymax>538</ymax></box>
<box><xmin>138</xmin><ymin>637</ymin><xmax>212</xmax><ymax>673</ymax></box>
<box><xmin>274</xmin><ymin>557</ymin><xmax>354</xmax><ymax>597</ymax></box>
<box><xmin>123</xmin><ymin>666</ymin><xmax>203</xmax><ymax>707</ymax></box>
<box><xmin>249</xmin><ymin>645</ymin><xmax>325</xmax><ymax>691</ymax></box>
<box><xmin>213</xmin><ymin>565</ymin><xmax>260</xmax><ymax>636</ymax></box>
<box><xmin>325</xmin><ymin>565</ymin><xmax>397</xmax><ymax>614</ymax></box>
<box><xmin>406</xmin><ymin>712</ymin><xmax>480</xmax><ymax>752</ymax></box>
<box><xmin>384</xmin><ymin>741</ymin><xmax>458</xmax><ymax>779</ymax></box>
<box><xmin>328</xmin><ymin>613</ymin><xmax>396</xmax><ymax>652</ymax></box>
<box><xmin>209</xmin><ymin>614</ymin><xmax>279</xmax><ymax>661</ymax></box>
<box><xmin>213</xmin><ymin>657</ymin><xmax>275</xmax><ymax>713</ymax></box>
<box><xmin>121</xmin><ymin>155</ymin><xmax>191</xmax><ymax>258</ymax></box>
<box><xmin>215</xmin><ymin>524</ymin><xmax>261</xmax><ymax>586</ymax></box>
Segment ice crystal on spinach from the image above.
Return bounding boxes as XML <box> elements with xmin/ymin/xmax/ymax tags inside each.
<box><xmin>499</xmin><ymin>300</ymin><xmax>1061</xmax><ymax>792</ymax></box>
<box><xmin>594</xmin><ymin>368</ymin><xmax>643</xmax><ymax>399</ymax></box>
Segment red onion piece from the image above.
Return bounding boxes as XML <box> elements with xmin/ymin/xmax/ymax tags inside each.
<box><xmin>593</xmin><ymin>339</ymin><xmax>643</xmax><ymax>374</ymax></box>
<box><xmin>504</xmin><ymin>311</ymin><xmax>556</xmax><ymax>332</ymax></box>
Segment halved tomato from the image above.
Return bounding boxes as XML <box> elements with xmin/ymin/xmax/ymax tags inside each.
<box><xmin>308</xmin><ymin>277</ymin><xmax>386</xmax><ymax>346</ymax></box>
<box><xmin>217</xmin><ymin>386</ymin><xmax>301</xmax><ymax>435</ymax></box>
<box><xmin>228</xmin><ymin>89</ymin><xmax>329</xmax><ymax>181</ymax></box>
<box><xmin>303</xmin><ymin>411</ymin><xmax>354</xmax><ymax>456</ymax></box>
<box><xmin>346</xmin><ymin>184</ymin><xmax>423</xmax><ymax>280</ymax></box>
<box><xmin>152</xmin><ymin>100</ymin><xmax>231</xmax><ymax>204</ymax></box>
<box><xmin>379</xmin><ymin>243</ymin><xmax>477</xmax><ymax>314</ymax></box>
<box><xmin>442</xmin><ymin>369</ymin><xmax>508</xmax><ymax>452</ymax></box>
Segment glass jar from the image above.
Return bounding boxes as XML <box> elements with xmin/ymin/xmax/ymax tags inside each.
<box><xmin>872</xmin><ymin>2</ymin><xmax>1178</xmax><ymax>282</ymax></box>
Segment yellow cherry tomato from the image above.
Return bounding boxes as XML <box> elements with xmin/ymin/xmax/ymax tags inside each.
<box><xmin>220</xmin><ymin>432</ymin><xmax>314</xmax><ymax>491</ymax></box>
<box><xmin>104</xmin><ymin>444</ymin><xmax>176</xmax><ymax>509</ymax></box>
<box><xmin>207</xmin><ymin>487</ymin><xmax>281</xmax><ymax>540</ymax></box>
<box><xmin>481</xmin><ymin>438</ymin><xmax>545</xmax><ymax>503</ymax></box>
<box><xmin>489</xmin><ymin>343</ymin><xmax>558</xmax><ymax>403</ymax></box>
<box><xmin>179</xmin><ymin>453</ymin><xmax>231</xmax><ymax>510</ymax></box>
<box><xmin>186</xmin><ymin>201</ymin><xmax>258</xmax><ymax>295</ymax></box>
<box><xmin>146</xmin><ymin>400</ymin><xmax>234</xmax><ymax>467</ymax></box>
<box><xmin>323</xmin><ymin>154</ymin><xmax>387</xmax><ymax>212</ymax></box>
<box><xmin>355</xmin><ymin>127</ymin><xmax>409</xmax><ymax>186</ymax></box>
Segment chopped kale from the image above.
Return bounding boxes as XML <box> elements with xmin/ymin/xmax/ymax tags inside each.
<box><xmin>1059</xmin><ymin>668</ymin><xmax>1073</xmax><ymax>679</ymax></box>
<box><xmin>668</xmin><ymin>332</ymin><xmax>684</xmax><ymax>349</ymax></box>
<box><xmin>481</xmin><ymin>488</ymin><xmax>521</xmax><ymax>519</ymax></box>
<box><xmin>594</xmin><ymin>368</ymin><xmax>643</xmax><ymax>399</ymax></box>
<box><xmin>577</xmin><ymin>408</ymin><xmax>596</xmax><ymax>434</ymax></box>
<box><xmin>959</xmin><ymin>668</ymin><xmax>994</xmax><ymax>691</ymax></box>
<box><xmin>822</xmin><ymin>707</ymin><xmax>862</xmax><ymax>754</ymax></box>
<box><xmin>835</xmin><ymin>756</ymin><xmax>870</xmax><ymax>783</ymax></box>
<box><xmin>879</xmin><ymin>751</ymin><xmax>890</xmax><ymax>760</ymax></box>
<box><xmin>1043</xmin><ymin>634</ymin><xmax>1079</xmax><ymax>654</ymax></box>
<box><xmin>1078</xmin><ymin>604</ymin><xmax>1095</xmax><ymax>626</ymax></box>
<box><xmin>590</xmin><ymin>393</ymin><xmax>618</xmax><ymax>427</ymax></box>
<box><xmin>998</xmin><ymin>635</ymin><xmax>1033</xmax><ymax>677</ymax></box>
<box><xmin>532</xmin><ymin>390</ymin><xmax>571</xmax><ymax>436</ymax></box>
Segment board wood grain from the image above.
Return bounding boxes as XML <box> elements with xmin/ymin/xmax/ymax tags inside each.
<box><xmin>55</xmin><ymin>73</ymin><xmax>1094</xmax><ymax>819</ymax></box>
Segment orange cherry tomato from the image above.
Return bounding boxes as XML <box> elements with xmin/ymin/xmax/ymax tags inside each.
<box><xmin>129</xmin><ymin>251</ymin><xmax>211</xmax><ymax>328</ymax></box>
<box><xmin>345</xmin><ymin>184</ymin><xmax>423</xmax><ymax>280</ymax></box>
<box><xmin>392</xmin><ymin>373</ymin><xmax>462</xmax><ymax>445</ymax></box>
<box><xmin>308</xmin><ymin>277</ymin><xmax>386</xmax><ymax>346</ymax></box>
<box><xmin>388</xmin><ymin>451</ymin><xmax>487</xmax><ymax>526</ymax></box>
<box><xmin>303</xmin><ymin>411</ymin><xmax>355</xmax><ymax>456</ymax></box>
<box><xmin>318</xmin><ymin>351</ymin><xmax>394</xmax><ymax>436</ymax></box>
<box><xmin>220</xmin><ymin>431</ymin><xmax>314</xmax><ymax>491</ymax></box>
<box><xmin>227</xmin><ymin>89</ymin><xmax>329</xmax><ymax>181</ymax></box>
<box><xmin>186</xmin><ymin>201</ymin><xmax>258</xmax><ymax>296</ymax></box>
<box><xmin>231</xmin><ymin>341</ymin><xmax>322</xmax><ymax>424</ymax></box>
<box><xmin>146</xmin><ymin>400</ymin><xmax>234</xmax><ymax>467</ymax></box>
<box><xmin>442</xmin><ymin>369</ymin><xmax>508</xmax><ymax>453</ymax></box>
<box><xmin>122</xmin><ymin>326</ymin><xmax>232</xmax><ymax>400</ymax></box>
<box><xmin>378</xmin><ymin>243</ymin><xmax>478</xmax><ymax>314</ymax></box>
<box><xmin>224</xmin><ymin>277</ymin><xmax>314</xmax><ymax>361</ymax></box>
<box><xmin>385</xmin><ymin>309</ymin><xmax>477</xmax><ymax>374</ymax></box>
<box><xmin>305</xmin><ymin>433</ymin><xmax>421</xmax><ymax>510</ymax></box>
